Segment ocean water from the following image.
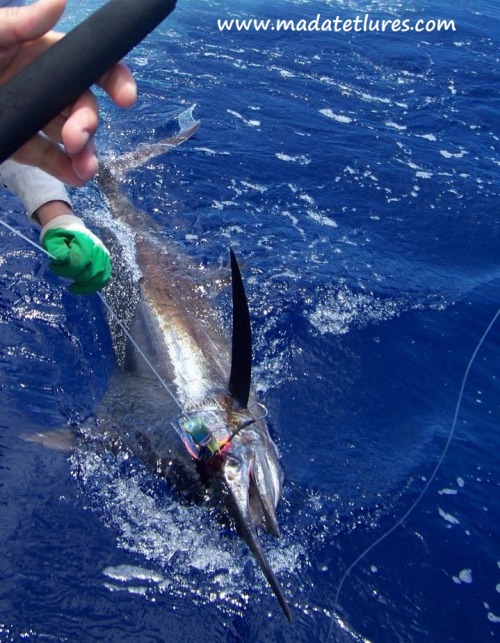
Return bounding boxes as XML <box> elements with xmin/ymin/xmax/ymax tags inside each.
<box><xmin>1</xmin><ymin>0</ymin><xmax>499</xmax><ymax>641</ymax></box>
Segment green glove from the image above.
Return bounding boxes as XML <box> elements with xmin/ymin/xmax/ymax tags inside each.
<box><xmin>41</xmin><ymin>214</ymin><xmax>111</xmax><ymax>295</ymax></box>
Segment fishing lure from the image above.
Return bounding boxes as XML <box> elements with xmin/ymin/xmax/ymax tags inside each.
<box><xmin>175</xmin><ymin>403</ymin><xmax>269</xmax><ymax>461</ymax></box>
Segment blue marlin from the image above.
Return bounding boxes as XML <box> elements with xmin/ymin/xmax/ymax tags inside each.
<box><xmin>92</xmin><ymin>117</ymin><xmax>293</xmax><ymax>620</ymax></box>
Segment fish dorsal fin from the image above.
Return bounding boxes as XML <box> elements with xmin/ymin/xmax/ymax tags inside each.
<box><xmin>228</xmin><ymin>249</ymin><xmax>252</xmax><ymax>409</ymax></box>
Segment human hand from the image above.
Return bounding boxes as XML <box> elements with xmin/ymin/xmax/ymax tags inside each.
<box><xmin>41</xmin><ymin>214</ymin><xmax>112</xmax><ymax>295</ymax></box>
<box><xmin>0</xmin><ymin>0</ymin><xmax>137</xmax><ymax>186</ymax></box>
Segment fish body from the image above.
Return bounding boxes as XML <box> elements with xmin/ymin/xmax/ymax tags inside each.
<box><xmin>96</xmin><ymin>119</ymin><xmax>292</xmax><ymax>620</ymax></box>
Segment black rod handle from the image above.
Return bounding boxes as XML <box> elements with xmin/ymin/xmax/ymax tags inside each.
<box><xmin>0</xmin><ymin>0</ymin><xmax>177</xmax><ymax>164</ymax></box>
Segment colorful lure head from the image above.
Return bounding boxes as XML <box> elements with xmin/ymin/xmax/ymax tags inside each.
<box><xmin>173</xmin><ymin>403</ymin><xmax>268</xmax><ymax>461</ymax></box>
<box><xmin>181</xmin><ymin>417</ymin><xmax>222</xmax><ymax>459</ymax></box>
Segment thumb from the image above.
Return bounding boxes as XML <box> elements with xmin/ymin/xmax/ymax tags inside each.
<box><xmin>0</xmin><ymin>0</ymin><xmax>65</xmax><ymax>46</ymax></box>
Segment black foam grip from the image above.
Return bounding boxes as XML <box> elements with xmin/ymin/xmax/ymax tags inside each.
<box><xmin>0</xmin><ymin>0</ymin><xmax>177</xmax><ymax>164</ymax></box>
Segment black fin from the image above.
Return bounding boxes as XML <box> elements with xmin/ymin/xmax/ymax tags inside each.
<box><xmin>228</xmin><ymin>249</ymin><xmax>252</xmax><ymax>409</ymax></box>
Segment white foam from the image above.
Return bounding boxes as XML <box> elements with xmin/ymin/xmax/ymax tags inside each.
<box><xmin>306</xmin><ymin>210</ymin><xmax>338</xmax><ymax>228</ymax></box>
<box><xmin>440</xmin><ymin>149</ymin><xmax>468</xmax><ymax>159</ymax></box>
<box><xmin>71</xmin><ymin>448</ymin><xmax>303</xmax><ymax>617</ymax></box>
<box><xmin>341</xmin><ymin>84</ymin><xmax>393</xmax><ymax>106</ymax></box>
<box><xmin>459</xmin><ymin>569</ymin><xmax>473</xmax><ymax>584</ymax></box>
<box><xmin>300</xmin><ymin>193</ymin><xmax>315</xmax><ymax>206</ymax></box>
<box><xmin>193</xmin><ymin>147</ymin><xmax>230</xmax><ymax>156</ymax></box>
<box><xmin>438</xmin><ymin>488</ymin><xmax>458</xmax><ymax>495</ymax></box>
<box><xmin>280</xmin><ymin>210</ymin><xmax>299</xmax><ymax>227</ymax></box>
<box><xmin>308</xmin><ymin>287</ymin><xmax>400</xmax><ymax>336</ymax></box>
<box><xmin>130</xmin><ymin>56</ymin><xmax>148</xmax><ymax>67</ymax></box>
<box><xmin>103</xmin><ymin>564</ymin><xmax>164</xmax><ymax>584</ymax></box>
<box><xmin>103</xmin><ymin>583</ymin><xmax>149</xmax><ymax>596</ymax></box>
<box><xmin>85</xmin><ymin>207</ymin><xmax>141</xmax><ymax>282</ymax></box>
<box><xmin>438</xmin><ymin>508</ymin><xmax>460</xmax><ymax>525</ymax></box>
<box><xmin>276</xmin><ymin>152</ymin><xmax>311</xmax><ymax>165</ymax></box>
<box><xmin>452</xmin><ymin>569</ymin><xmax>473</xmax><ymax>585</ymax></box>
<box><xmin>240</xmin><ymin>180</ymin><xmax>268</xmax><ymax>193</ymax></box>
<box><xmin>419</xmin><ymin>133</ymin><xmax>437</xmax><ymax>141</ymax></box>
<box><xmin>320</xmin><ymin>109</ymin><xmax>353</xmax><ymax>124</ymax></box>
<box><xmin>227</xmin><ymin>109</ymin><xmax>261</xmax><ymax>127</ymax></box>
<box><xmin>385</xmin><ymin>121</ymin><xmax>407</xmax><ymax>131</ymax></box>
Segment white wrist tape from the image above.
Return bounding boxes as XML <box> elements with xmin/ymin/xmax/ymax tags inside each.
<box><xmin>40</xmin><ymin>214</ymin><xmax>108</xmax><ymax>252</ymax></box>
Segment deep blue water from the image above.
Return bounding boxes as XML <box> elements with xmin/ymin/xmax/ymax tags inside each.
<box><xmin>1</xmin><ymin>0</ymin><xmax>499</xmax><ymax>641</ymax></box>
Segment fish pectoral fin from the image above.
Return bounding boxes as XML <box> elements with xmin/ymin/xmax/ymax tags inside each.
<box><xmin>20</xmin><ymin>428</ymin><xmax>77</xmax><ymax>452</ymax></box>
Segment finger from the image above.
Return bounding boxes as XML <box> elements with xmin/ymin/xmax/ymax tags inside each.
<box><xmin>12</xmin><ymin>134</ymin><xmax>87</xmax><ymax>187</ymax></box>
<box><xmin>60</xmin><ymin>90</ymin><xmax>99</xmax><ymax>155</ymax></box>
<box><xmin>0</xmin><ymin>31</ymin><xmax>63</xmax><ymax>84</ymax></box>
<box><xmin>69</xmin><ymin>140</ymin><xmax>99</xmax><ymax>182</ymax></box>
<box><xmin>0</xmin><ymin>0</ymin><xmax>65</xmax><ymax>46</ymax></box>
<box><xmin>40</xmin><ymin>112</ymin><xmax>66</xmax><ymax>144</ymax></box>
<box><xmin>98</xmin><ymin>60</ymin><xmax>137</xmax><ymax>108</ymax></box>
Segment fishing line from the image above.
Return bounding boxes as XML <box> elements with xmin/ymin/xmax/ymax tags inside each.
<box><xmin>97</xmin><ymin>293</ymin><xmax>185</xmax><ymax>412</ymax></box>
<box><xmin>0</xmin><ymin>217</ymin><xmax>185</xmax><ymax>413</ymax></box>
<box><xmin>326</xmin><ymin>304</ymin><xmax>500</xmax><ymax>642</ymax></box>
<box><xmin>0</xmin><ymin>218</ymin><xmax>55</xmax><ymax>257</ymax></box>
